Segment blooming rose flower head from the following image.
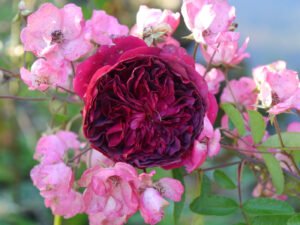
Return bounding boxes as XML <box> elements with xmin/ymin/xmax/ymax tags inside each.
<box><xmin>30</xmin><ymin>162</ymin><xmax>84</xmax><ymax>218</ymax></box>
<box><xmin>195</xmin><ymin>63</ymin><xmax>224</xmax><ymax>94</ymax></box>
<box><xmin>34</xmin><ymin>131</ymin><xmax>81</xmax><ymax>164</ymax></box>
<box><xmin>20</xmin><ymin>57</ymin><xmax>71</xmax><ymax>92</ymax></box>
<box><xmin>79</xmin><ymin>162</ymin><xmax>139</xmax><ymax>221</ymax></box>
<box><xmin>201</xmin><ymin>32</ymin><xmax>250</xmax><ymax>66</ymax></box>
<box><xmin>21</xmin><ymin>3</ymin><xmax>92</xmax><ymax>61</ymax></box>
<box><xmin>85</xmin><ymin>10</ymin><xmax>128</xmax><ymax>46</ymax></box>
<box><xmin>253</xmin><ymin>61</ymin><xmax>300</xmax><ymax>113</ymax></box>
<box><xmin>132</xmin><ymin>5</ymin><xmax>180</xmax><ymax>46</ymax></box>
<box><xmin>181</xmin><ymin>0</ymin><xmax>236</xmax><ymax>44</ymax></box>
<box><xmin>221</xmin><ymin>77</ymin><xmax>258</xmax><ymax>109</ymax></box>
<box><xmin>74</xmin><ymin>36</ymin><xmax>218</xmax><ymax>170</ymax></box>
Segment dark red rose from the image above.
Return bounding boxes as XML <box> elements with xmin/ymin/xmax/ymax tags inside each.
<box><xmin>74</xmin><ymin>36</ymin><xmax>217</xmax><ymax>169</ymax></box>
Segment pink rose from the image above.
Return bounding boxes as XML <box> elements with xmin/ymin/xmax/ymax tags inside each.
<box><xmin>181</xmin><ymin>0</ymin><xmax>236</xmax><ymax>44</ymax></box>
<box><xmin>21</xmin><ymin>3</ymin><xmax>92</xmax><ymax>61</ymax></box>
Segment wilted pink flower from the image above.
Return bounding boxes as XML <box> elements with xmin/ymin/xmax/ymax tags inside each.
<box><xmin>287</xmin><ymin>122</ymin><xmax>300</xmax><ymax>132</ymax></box>
<box><xmin>253</xmin><ymin>61</ymin><xmax>300</xmax><ymax>114</ymax></box>
<box><xmin>221</xmin><ymin>77</ymin><xmax>258</xmax><ymax>109</ymax></box>
<box><xmin>138</xmin><ymin>173</ymin><xmax>184</xmax><ymax>225</ymax></box>
<box><xmin>30</xmin><ymin>162</ymin><xmax>84</xmax><ymax>218</ymax></box>
<box><xmin>79</xmin><ymin>163</ymin><xmax>139</xmax><ymax>222</ymax></box>
<box><xmin>21</xmin><ymin>3</ymin><xmax>92</xmax><ymax>60</ymax></box>
<box><xmin>201</xmin><ymin>32</ymin><xmax>250</xmax><ymax>66</ymax></box>
<box><xmin>20</xmin><ymin>57</ymin><xmax>71</xmax><ymax>91</ymax></box>
<box><xmin>85</xmin><ymin>10</ymin><xmax>128</xmax><ymax>46</ymax></box>
<box><xmin>195</xmin><ymin>63</ymin><xmax>224</xmax><ymax>94</ymax></box>
<box><xmin>35</xmin><ymin>131</ymin><xmax>81</xmax><ymax>164</ymax></box>
<box><xmin>133</xmin><ymin>5</ymin><xmax>180</xmax><ymax>42</ymax></box>
<box><xmin>140</xmin><ymin>188</ymin><xmax>169</xmax><ymax>225</ymax></box>
<box><xmin>181</xmin><ymin>0</ymin><xmax>236</xmax><ymax>44</ymax></box>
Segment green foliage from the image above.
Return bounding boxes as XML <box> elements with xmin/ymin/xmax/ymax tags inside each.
<box><xmin>213</xmin><ymin>170</ymin><xmax>236</xmax><ymax>189</ymax></box>
<box><xmin>247</xmin><ymin>110</ymin><xmax>266</xmax><ymax>144</ymax></box>
<box><xmin>190</xmin><ymin>195</ymin><xmax>238</xmax><ymax>216</ymax></box>
<box><xmin>250</xmin><ymin>215</ymin><xmax>291</xmax><ymax>225</ymax></box>
<box><xmin>243</xmin><ymin>198</ymin><xmax>294</xmax><ymax>216</ymax></box>
<box><xmin>259</xmin><ymin>150</ymin><xmax>285</xmax><ymax>194</ymax></box>
<box><xmin>221</xmin><ymin>103</ymin><xmax>246</xmax><ymax>136</ymax></box>
<box><xmin>261</xmin><ymin>132</ymin><xmax>300</xmax><ymax>163</ymax></box>
<box><xmin>287</xmin><ymin>214</ymin><xmax>300</xmax><ymax>225</ymax></box>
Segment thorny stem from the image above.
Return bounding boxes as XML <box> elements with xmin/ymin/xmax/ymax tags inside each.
<box><xmin>273</xmin><ymin>116</ymin><xmax>300</xmax><ymax>174</ymax></box>
<box><xmin>200</xmin><ymin>161</ymin><xmax>241</xmax><ymax>172</ymax></box>
<box><xmin>221</xmin><ymin>144</ymin><xmax>274</xmax><ymax>154</ymax></box>
<box><xmin>220</xmin><ymin>128</ymin><xmax>252</xmax><ymax>147</ymax></box>
<box><xmin>240</xmin><ymin>153</ymin><xmax>300</xmax><ymax>181</ymax></box>
<box><xmin>0</xmin><ymin>67</ymin><xmax>19</xmax><ymax>78</ymax></box>
<box><xmin>68</xmin><ymin>147</ymin><xmax>91</xmax><ymax>163</ymax></box>
<box><xmin>237</xmin><ymin>161</ymin><xmax>250</xmax><ymax>225</ymax></box>
<box><xmin>53</xmin><ymin>215</ymin><xmax>62</xmax><ymax>225</ymax></box>
<box><xmin>0</xmin><ymin>94</ymin><xmax>82</xmax><ymax>104</ymax></box>
<box><xmin>192</xmin><ymin>42</ymin><xmax>199</xmax><ymax>60</ymax></box>
<box><xmin>203</xmin><ymin>43</ymin><xmax>220</xmax><ymax>78</ymax></box>
<box><xmin>273</xmin><ymin>117</ymin><xmax>284</xmax><ymax>147</ymax></box>
<box><xmin>56</xmin><ymin>85</ymin><xmax>76</xmax><ymax>95</ymax></box>
<box><xmin>0</xmin><ymin>95</ymin><xmax>49</xmax><ymax>101</ymax></box>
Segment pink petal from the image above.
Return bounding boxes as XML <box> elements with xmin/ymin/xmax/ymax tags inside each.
<box><xmin>61</xmin><ymin>4</ymin><xmax>83</xmax><ymax>40</ymax></box>
<box><xmin>140</xmin><ymin>188</ymin><xmax>169</xmax><ymax>225</ymax></box>
<box><xmin>183</xmin><ymin>140</ymin><xmax>208</xmax><ymax>173</ymax></box>
<box><xmin>156</xmin><ymin>178</ymin><xmax>184</xmax><ymax>202</ymax></box>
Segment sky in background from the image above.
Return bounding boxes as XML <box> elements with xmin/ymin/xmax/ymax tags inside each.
<box><xmin>231</xmin><ymin>0</ymin><xmax>300</xmax><ymax>70</ymax></box>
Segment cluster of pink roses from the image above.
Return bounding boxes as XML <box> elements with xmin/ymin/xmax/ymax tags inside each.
<box><xmin>31</xmin><ymin>131</ymin><xmax>184</xmax><ymax>225</ymax></box>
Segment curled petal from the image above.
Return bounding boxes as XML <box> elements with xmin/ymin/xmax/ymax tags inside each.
<box><xmin>140</xmin><ymin>188</ymin><xmax>169</xmax><ymax>225</ymax></box>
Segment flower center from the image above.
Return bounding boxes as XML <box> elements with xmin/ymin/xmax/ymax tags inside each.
<box><xmin>51</xmin><ymin>30</ymin><xmax>64</xmax><ymax>45</ymax></box>
<box><xmin>108</xmin><ymin>175</ymin><xmax>120</xmax><ymax>186</ymax></box>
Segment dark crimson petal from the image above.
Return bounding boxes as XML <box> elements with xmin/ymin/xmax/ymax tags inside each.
<box><xmin>80</xmin><ymin>36</ymin><xmax>214</xmax><ymax>169</ymax></box>
<box><xmin>74</xmin><ymin>36</ymin><xmax>147</xmax><ymax>99</ymax></box>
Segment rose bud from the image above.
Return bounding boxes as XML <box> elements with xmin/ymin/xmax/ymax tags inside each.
<box><xmin>74</xmin><ymin>36</ymin><xmax>218</xmax><ymax>169</ymax></box>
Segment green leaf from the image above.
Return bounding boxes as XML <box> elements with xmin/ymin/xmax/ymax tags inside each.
<box><xmin>214</xmin><ymin>170</ymin><xmax>236</xmax><ymax>189</ymax></box>
<box><xmin>261</xmin><ymin>132</ymin><xmax>300</xmax><ymax>163</ymax></box>
<box><xmin>258</xmin><ymin>150</ymin><xmax>285</xmax><ymax>194</ymax></box>
<box><xmin>190</xmin><ymin>195</ymin><xmax>238</xmax><ymax>216</ymax></box>
<box><xmin>248</xmin><ymin>110</ymin><xmax>266</xmax><ymax>144</ymax></box>
<box><xmin>251</xmin><ymin>215</ymin><xmax>291</xmax><ymax>225</ymax></box>
<box><xmin>201</xmin><ymin>174</ymin><xmax>211</xmax><ymax>196</ymax></box>
<box><xmin>261</xmin><ymin>132</ymin><xmax>300</xmax><ymax>149</ymax></box>
<box><xmin>172</xmin><ymin>168</ymin><xmax>186</xmax><ymax>225</ymax></box>
<box><xmin>54</xmin><ymin>113</ymin><xmax>68</xmax><ymax>124</ymax></box>
<box><xmin>233</xmin><ymin>223</ymin><xmax>247</xmax><ymax>225</ymax></box>
<box><xmin>221</xmin><ymin>103</ymin><xmax>246</xmax><ymax>136</ymax></box>
<box><xmin>243</xmin><ymin>198</ymin><xmax>294</xmax><ymax>216</ymax></box>
<box><xmin>288</xmin><ymin>214</ymin><xmax>300</xmax><ymax>225</ymax></box>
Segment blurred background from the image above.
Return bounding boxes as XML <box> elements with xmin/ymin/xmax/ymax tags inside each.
<box><xmin>0</xmin><ymin>0</ymin><xmax>300</xmax><ymax>225</ymax></box>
